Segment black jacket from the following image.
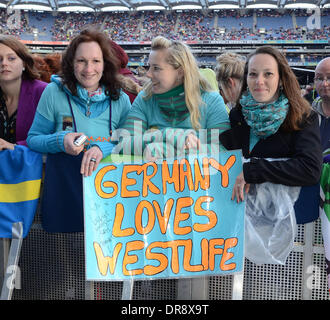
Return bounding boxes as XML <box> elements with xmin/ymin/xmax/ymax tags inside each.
<box><xmin>219</xmin><ymin>107</ymin><xmax>323</xmax><ymax>186</ymax></box>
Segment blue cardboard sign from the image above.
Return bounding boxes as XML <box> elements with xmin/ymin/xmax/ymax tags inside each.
<box><xmin>84</xmin><ymin>151</ymin><xmax>244</xmax><ymax>280</ymax></box>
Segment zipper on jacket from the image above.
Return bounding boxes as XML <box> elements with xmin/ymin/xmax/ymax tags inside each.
<box><xmin>86</xmin><ymin>98</ymin><xmax>91</xmax><ymax>117</ymax></box>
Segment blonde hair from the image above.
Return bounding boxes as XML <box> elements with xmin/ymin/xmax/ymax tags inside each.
<box><xmin>118</xmin><ymin>74</ymin><xmax>142</xmax><ymax>95</ymax></box>
<box><xmin>144</xmin><ymin>36</ymin><xmax>211</xmax><ymax>130</ymax></box>
<box><xmin>215</xmin><ymin>52</ymin><xmax>245</xmax><ymax>88</ymax></box>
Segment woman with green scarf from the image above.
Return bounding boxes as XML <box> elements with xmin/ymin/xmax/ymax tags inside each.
<box><xmin>219</xmin><ymin>46</ymin><xmax>323</xmax><ymax>265</ymax></box>
<box><xmin>219</xmin><ymin>46</ymin><xmax>322</xmax><ymax>205</ymax></box>
<box><xmin>117</xmin><ymin>36</ymin><xmax>229</xmax><ymax>160</ymax></box>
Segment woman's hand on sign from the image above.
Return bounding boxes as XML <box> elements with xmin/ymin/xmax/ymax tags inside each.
<box><xmin>81</xmin><ymin>146</ymin><xmax>103</xmax><ymax>177</ymax></box>
<box><xmin>232</xmin><ymin>171</ymin><xmax>250</xmax><ymax>203</ymax></box>
<box><xmin>184</xmin><ymin>133</ymin><xmax>201</xmax><ymax>151</ymax></box>
<box><xmin>0</xmin><ymin>138</ymin><xmax>15</xmax><ymax>151</ymax></box>
<box><xmin>64</xmin><ymin>132</ymin><xmax>85</xmax><ymax>155</ymax></box>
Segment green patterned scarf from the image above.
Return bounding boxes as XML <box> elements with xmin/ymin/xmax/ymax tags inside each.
<box><xmin>154</xmin><ymin>84</ymin><xmax>189</xmax><ymax>126</ymax></box>
<box><xmin>240</xmin><ymin>91</ymin><xmax>289</xmax><ymax>139</ymax></box>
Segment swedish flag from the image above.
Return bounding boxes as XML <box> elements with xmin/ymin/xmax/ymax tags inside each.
<box><xmin>0</xmin><ymin>146</ymin><xmax>42</xmax><ymax>238</ymax></box>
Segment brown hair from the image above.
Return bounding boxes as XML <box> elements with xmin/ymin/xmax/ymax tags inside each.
<box><xmin>239</xmin><ymin>46</ymin><xmax>311</xmax><ymax>131</ymax></box>
<box><xmin>33</xmin><ymin>53</ymin><xmax>62</xmax><ymax>83</ymax></box>
<box><xmin>118</xmin><ymin>74</ymin><xmax>142</xmax><ymax>95</ymax></box>
<box><xmin>61</xmin><ymin>28</ymin><xmax>121</xmax><ymax>99</ymax></box>
<box><xmin>44</xmin><ymin>53</ymin><xmax>62</xmax><ymax>78</ymax></box>
<box><xmin>33</xmin><ymin>54</ymin><xmax>51</xmax><ymax>82</ymax></box>
<box><xmin>0</xmin><ymin>35</ymin><xmax>39</xmax><ymax>80</ymax></box>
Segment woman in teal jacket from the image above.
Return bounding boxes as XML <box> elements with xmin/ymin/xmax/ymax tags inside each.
<box><xmin>118</xmin><ymin>36</ymin><xmax>229</xmax><ymax>160</ymax></box>
<box><xmin>27</xmin><ymin>29</ymin><xmax>131</xmax><ymax>232</ymax></box>
<box><xmin>27</xmin><ymin>29</ymin><xmax>131</xmax><ymax>176</ymax></box>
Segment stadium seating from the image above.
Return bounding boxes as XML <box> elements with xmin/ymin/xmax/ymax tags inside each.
<box><xmin>0</xmin><ymin>7</ymin><xmax>328</xmax><ymax>67</ymax></box>
<box><xmin>1</xmin><ymin>8</ymin><xmax>329</xmax><ymax>42</ymax></box>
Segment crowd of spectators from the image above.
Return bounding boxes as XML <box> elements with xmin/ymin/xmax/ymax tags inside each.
<box><xmin>140</xmin><ymin>11</ymin><xmax>179</xmax><ymax>41</ymax></box>
<box><xmin>1</xmin><ymin>8</ymin><xmax>329</xmax><ymax>42</ymax></box>
<box><xmin>50</xmin><ymin>12</ymin><xmax>106</xmax><ymax>41</ymax></box>
<box><xmin>103</xmin><ymin>12</ymin><xmax>141</xmax><ymax>42</ymax></box>
<box><xmin>0</xmin><ymin>9</ymin><xmax>33</xmax><ymax>36</ymax></box>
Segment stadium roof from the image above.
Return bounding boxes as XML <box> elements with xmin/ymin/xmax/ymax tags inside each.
<box><xmin>0</xmin><ymin>0</ymin><xmax>329</xmax><ymax>11</ymax></box>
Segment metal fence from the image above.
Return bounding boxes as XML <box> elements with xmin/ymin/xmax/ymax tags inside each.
<box><xmin>6</xmin><ymin>204</ymin><xmax>329</xmax><ymax>300</ymax></box>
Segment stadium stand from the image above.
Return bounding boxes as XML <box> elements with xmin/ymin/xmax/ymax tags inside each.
<box><xmin>1</xmin><ymin>8</ymin><xmax>328</xmax><ymax>43</ymax></box>
<box><xmin>0</xmin><ymin>3</ymin><xmax>329</xmax><ymax>301</ymax></box>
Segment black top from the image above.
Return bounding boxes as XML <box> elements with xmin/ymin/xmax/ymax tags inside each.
<box><xmin>219</xmin><ymin>107</ymin><xmax>323</xmax><ymax>186</ymax></box>
<box><xmin>0</xmin><ymin>94</ymin><xmax>16</xmax><ymax>143</ymax></box>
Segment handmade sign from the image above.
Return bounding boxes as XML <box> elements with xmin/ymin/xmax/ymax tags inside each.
<box><xmin>84</xmin><ymin>151</ymin><xmax>245</xmax><ymax>280</ymax></box>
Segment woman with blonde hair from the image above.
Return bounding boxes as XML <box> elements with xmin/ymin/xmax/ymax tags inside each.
<box><xmin>119</xmin><ymin>36</ymin><xmax>229</xmax><ymax>159</ymax></box>
<box><xmin>215</xmin><ymin>52</ymin><xmax>245</xmax><ymax>110</ymax></box>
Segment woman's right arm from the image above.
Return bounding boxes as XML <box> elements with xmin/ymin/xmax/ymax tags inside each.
<box><xmin>27</xmin><ymin>111</ymin><xmax>66</xmax><ymax>153</ymax></box>
<box><xmin>27</xmin><ymin>84</ymin><xmax>82</xmax><ymax>154</ymax></box>
<box><xmin>27</xmin><ymin>84</ymin><xmax>64</xmax><ymax>153</ymax></box>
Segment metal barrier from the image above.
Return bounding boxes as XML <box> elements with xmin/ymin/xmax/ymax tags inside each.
<box><xmin>7</xmin><ymin>205</ymin><xmax>330</xmax><ymax>300</ymax></box>
<box><xmin>0</xmin><ymin>223</ymin><xmax>23</xmax><ymax>300</ymax></box>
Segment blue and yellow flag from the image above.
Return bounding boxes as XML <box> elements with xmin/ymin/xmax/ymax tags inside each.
<box><xmin>0</xmin><ymin>146</ymin><xmax>43</xmax><ymax>238</ymax></box>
